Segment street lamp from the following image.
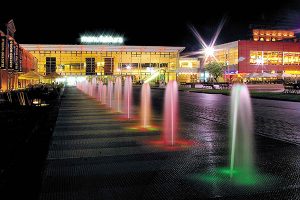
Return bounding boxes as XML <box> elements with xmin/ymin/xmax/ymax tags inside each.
<box><xmin>204</xmin><ymin>47</ymin><xmax>215</xmax><ymax>57</ymax></box>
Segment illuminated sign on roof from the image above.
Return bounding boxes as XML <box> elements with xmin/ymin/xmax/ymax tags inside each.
<box><xmin>80</xmin><ymin>35</ymin><xmax>124</xmax><ymax>44</ymax></box>
<box><xmin>252</xmin><ymin>29</ymin><xmax>295</xmax><ymax>42</ymax></box>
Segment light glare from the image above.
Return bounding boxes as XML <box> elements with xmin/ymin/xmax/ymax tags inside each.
<box><xmin>204</xmin><ymin>47</ymin><xmax>214</xmax><ymax>57</ymax></box>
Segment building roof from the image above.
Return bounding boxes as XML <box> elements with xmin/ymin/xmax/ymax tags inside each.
<box><xmin>252</xmin><ymin>29</ymin><xmax>295</xmax><ymax>42</ymax></box>
<box><xmin>179</xmin><ymin>57</ymin><xmax>200</xmax><ymax>61</ymax></box>
<box><xmin>214</xmin><ymin>41</ymin><xmax>239</xmax><ymax>49</ymax></box>
<box><xmin>20</xmin><ymin>44</ymin><xmax>185</xmax><ymax>53</ymax></box>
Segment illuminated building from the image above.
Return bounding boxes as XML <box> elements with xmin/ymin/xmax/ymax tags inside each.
<box><xmin>20</xmin><ymin>44</ymin><xmax>185</xmax><ymax>83</ymax></box>
<box><xmin>0</xmin><ymin>31</ymin><xmax>37</xmax><ymax>91</ymax></box>
<box><xmin>178</xmin><ymin>57</ymin><xmax>200</xmax><ymax>83</ymax></box>
<box><xmin>205</xmin><ymin>29</ymin><xmax>300</xmax><ymax>80</ymax></box>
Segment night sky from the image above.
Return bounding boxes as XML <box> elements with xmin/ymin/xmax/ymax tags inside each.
<box><xmin>0</xmin><ymin>0</ymin><xmax>299</xmax><ymax>51</ymax></box>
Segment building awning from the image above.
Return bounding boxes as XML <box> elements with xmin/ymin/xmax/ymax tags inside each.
<box><xmin>176</xmin><ymin>68</ymin><xmax>199</xmax><ymax>73</ymax></box>
<box><xmin>244</xmin><ymin>72</ymin><xmax>278</xmax><ymax>78</ymax></box>
<box><xmin>44</xmin><ymin>72</ymin><xmax>62</xmax><ymax>79</ymax></box>
<box><xmin>20</xmin><ymin>44</ymin><xmax>185</xmax><ymax>53</ymax></box>
<box><xmin>18</xmin><ymin>70</ymin><xmax>44</xmax><ymax>80</ymax></box>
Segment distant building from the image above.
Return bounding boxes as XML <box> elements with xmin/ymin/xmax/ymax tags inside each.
<box><xmin>20</xmin><ymin>44</ymin><xmax>185</xmax><ymax>84</ymax></box>
<box><xmin>205</xmin><ymin>29</ymin><xmax>300</xmax><ymax>81</ymax></box>
<box><xmin>3</xmin><ymin>26</ymin><xmax>300</xmax><ymax>89</ymax></box>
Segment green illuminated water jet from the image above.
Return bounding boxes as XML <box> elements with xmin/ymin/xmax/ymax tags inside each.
<box><xmin>229</xmin><ymin>84</ymin><xmax>254</xmax><ymax>180</ymax></box>
<box><xmin>189</xmin><ymin>84</ymin><xmax>277</xmax><ymax>189</ymax></box>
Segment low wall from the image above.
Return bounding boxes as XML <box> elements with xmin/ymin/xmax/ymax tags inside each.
<box><xmin>246</xmin><ymin>84</ymin><xmax>284</xmax><ymax>92</ymax></box>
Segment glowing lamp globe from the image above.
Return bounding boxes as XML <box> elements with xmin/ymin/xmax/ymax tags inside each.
<box><xmin>204</xmin><ymin>47</ymin><xmax>214</xmax><ymax>57</ymax></box>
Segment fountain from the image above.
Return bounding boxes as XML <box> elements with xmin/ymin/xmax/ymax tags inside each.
<box><xmin>101</xmin><ymin>85</ymin><xmax>107</xmax><ymax>105</ymax></box>
<box><xmin>114</xmin><ymin>77</ymin><xmax>122</xmax><ymax>112</ymax></box>
<box><xmin>83</xmin><ymin>81</ymin><xmax>88</xmax><ymax>94</ymax></box>
<box><xmin>163</xmin><ymin>80</ymin><xmax>179</xmax><ymax>145</ymax></box>
<box><xmin>188</xmin><ymin>83</ymin><xmax>274</xmax><ymax>193</ymax></box>
<box><xmin>91</xmin><ymin>77</ymin><xmax>97</xmax><ymax>98</ymax></box>
<box><xmin>107</xmin><ymin>80</ymin><xmax>113</xmax><ymax>108</ymax></box>
<box><xmin>229</xmin><ymin>84</ymin><xmax>254</xmax><ymax>180</ymax></box>
<box><xmin>88</xmin><ymin>79</ymin><xmax>93</xmax><ymax>97</ymax></box>
<box><xmin>123</xmin><ymin>76</ymin><xmax>132</xmax><ymax>119</ymax></box>
<box><xmin>146</xmin><ymin>80</ymin><xmax>191</xmax><ymax>148</ymax></box>
<box><xmin>141</xmin><ymin>83</ymin><xmax>151</xmax><ymax>128</ymax></box>
<box><xmin>97</xmin><ymin>81</ymin><xmax>103</xmax><ymax>102</ymax></box>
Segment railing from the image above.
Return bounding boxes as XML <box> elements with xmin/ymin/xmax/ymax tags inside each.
<box><xmin>283</xmin><ymin>83</ymin><xmax>300</xmax><ymax>94</ymax></box>
<box><xmin>179</xmin><ymin>82</ymin><xmax>232</xmax><ymax>90</ymax></box>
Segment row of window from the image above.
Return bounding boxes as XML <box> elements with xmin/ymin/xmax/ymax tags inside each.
<box><xmin>45</xmin><ymin>57</ymin><xmax>113</xmax><ymax>75</ymax></box>
<box><xmin>32</xmin><ymin>51</ymin><xmax>175</xmax><ymax>56</ymax></box>
<box><xmin>250</xmin><ymin>51</ymin><xmax>300</xmax><ymax>65</ymax></box>
<box><xmin>118</xmin><ymin>63</ymin><xmax>168</xmax><ymax>69</ymax></box>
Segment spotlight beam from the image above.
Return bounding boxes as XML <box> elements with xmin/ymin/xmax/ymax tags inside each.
<box><xmin>188</xmin><ymin>16</ymin><xmax>227</xmax><ymax>63</ymax></box>
<box><xmin>189</xmin><ymin>25</ymin><xmax>208</xmax><ymax>49</ymax></box>
<box><xmin>210</xmin><ymin>16</ymin><xmax>227</xmax><ymax>47</ymax></box>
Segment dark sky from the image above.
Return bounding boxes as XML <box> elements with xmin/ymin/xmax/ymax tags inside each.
<box><xmin>0</xmin><ymin>0</ymin><xmax>299</xmax><ymax>51</ymax></box>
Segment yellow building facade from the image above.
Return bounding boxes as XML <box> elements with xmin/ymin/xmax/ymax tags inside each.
<box><xmin>177</xmin><ymin>58</ymin><xmax>200</xmax><ymax>83</ymax></box>
<box><xmin>21</xmin><ymin>44</ymin><xmax>185</xmax><ymax>83</ymax></box>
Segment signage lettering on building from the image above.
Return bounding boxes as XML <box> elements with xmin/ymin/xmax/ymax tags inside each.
<box><xmin>8</xmin><ymin>40</ymin><xmax>14</xmax><ymax>70</ymax></box>
<box><xmin>80</xmin><ymin>35</ymin><xmax>124</xmax><ymax>44</ymax></box>
<box><xmin>0</xmin><ymin>37</ymin><xmax>5</xmax><ymax>69</ymax></box>
<box><xmin>14</xmin><ymin>44</ymin><xmax>19</xmax><ymax>71</ymax></box>
<box><xmin>19</xmin><ymin>48</ymin><xmax>22</xmax><ymax>72</ymax></box>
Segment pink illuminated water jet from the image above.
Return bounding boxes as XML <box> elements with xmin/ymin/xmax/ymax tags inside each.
<box><xmin>101</xmin><ymin>85</ymin><xmax>107</xmax><ymax>105</ymax></box>
<box><xmin>97</xmin><ymin>81</ymin><xmax>103</xmax><ymax>102</ymax></box>
<box><xmin>107</xmin><ymin>80</ymin><xmax>113</xmax><ymax>108</ymax></box>
<box><xmin>163</xmin><ymin>80</ymin><xmax>179</xmax><ymax>145</ymax></box>
<box><xmin>114</xmin><ymin>77</ymin><xmax>122</xmax><ymax>112</ymax></box>
<box><xmin>141</xmin><ymin>83</ymin><xmax>151</xmax><ymax>128</ymax></box>
<box><xmin>123</xmin><ymin>76</ymin><xmax>132</xmax><ymax>119</ymax></box>
<box><xmin>91</xmin><ymin>78</ymin><xmax>97</xmax><ymax>98</ymax></box>
<box><xmin>145</xmin><ymin>80</ymin><xmax>193</xmax><ymax>149</ymax></box>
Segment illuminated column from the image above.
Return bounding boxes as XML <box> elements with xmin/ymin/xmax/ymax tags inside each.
<box><xmin>261</xmin><ymin>51</ymin><xmax>264</xmax><ymax>73</ymax></box>
<box><xmin>176</xmin><ymin>51</ymin><xmax>180</xmax><ymax>82</ymax></box>
<box><xmin>80</xmin><ymin>48</ymin><xmax>83</xmax><ymax>76</ymax></box>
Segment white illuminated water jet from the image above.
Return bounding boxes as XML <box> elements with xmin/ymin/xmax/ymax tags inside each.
<box><xmin>229</xmin><ymin>84</ymin><xmax>254</xmax><ymax>179</ymax></box>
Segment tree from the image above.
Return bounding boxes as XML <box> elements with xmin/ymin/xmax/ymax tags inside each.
<box><xmin>205</xmin><ymin>62</ymin><xmax>226</xmax><ymax>82</ymax></box>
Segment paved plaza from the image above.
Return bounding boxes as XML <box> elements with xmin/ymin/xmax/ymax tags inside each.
<box><xmin>39</xmin><ymin>87</ymin><xmax>300</xmax><ymax>200</ymax></box>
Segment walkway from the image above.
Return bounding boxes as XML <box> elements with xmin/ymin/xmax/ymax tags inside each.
<box><xmin>39</xmin><ymin>87</ymin><xmax>175</xmax><ymax>200</ymax></box>
<box><xmin>39</xmin><ymin>86</ymin><xmax>300</xmax><ymax>200</ymax></box>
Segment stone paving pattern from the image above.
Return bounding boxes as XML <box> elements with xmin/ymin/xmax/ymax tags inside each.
<box><xmin>39</xmin><ymin>87</ymin><xmax>300</xmax><ymax>200</ymax></box>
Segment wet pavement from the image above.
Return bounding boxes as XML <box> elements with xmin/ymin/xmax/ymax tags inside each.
<box><xmin>39</xmin><ymin>86</ymin><xmax>300</xmax><ymax>200</ymax></box>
